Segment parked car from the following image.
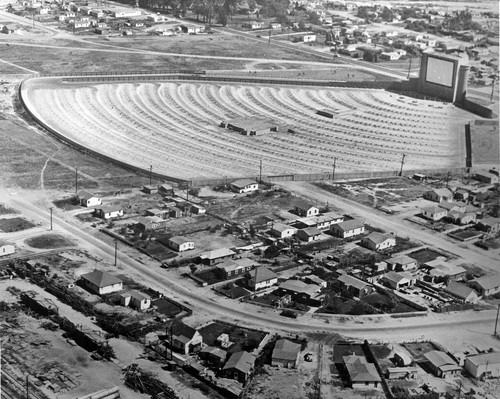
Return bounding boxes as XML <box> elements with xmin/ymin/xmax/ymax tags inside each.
<box><xmin>280</xmin><ymin>310</ymin><xmax>297</xmax><ymax>319</ymax></box>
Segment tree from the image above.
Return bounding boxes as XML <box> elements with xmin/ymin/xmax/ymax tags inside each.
<box><xmin>307</xmin><ymin>11</ymin><xmax>321</xmax><ymax>25</ymax></box>
<box><xmin>264</xmin><ymin>245</ymin><xmax>280</xmax><ymax>258</ymax></box>
<box><xmin>249</xmin><ymin>224</ymin><xmax>256</xmax><ymax>238</ymax></box>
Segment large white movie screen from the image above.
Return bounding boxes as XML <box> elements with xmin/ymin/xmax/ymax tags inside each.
<box><xmin>425</xmin><ymin>57</ymin><xmax>454</xmax><ymax>87</ymax></box>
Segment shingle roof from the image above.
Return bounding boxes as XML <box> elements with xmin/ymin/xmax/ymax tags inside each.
<box><xmin>279</xmin><ymin>280</ymin><xmax>319</xmax><ymax>297</ymax></box>
<box><xmin>169</xmin><ymin>320</ymin><xmax>197</xmax><ymax>341</ymax></box>
<box><xmin>387</xmin><ymin>255</ymin><xmax>415</xmax><ymax>266</ymax></box>
<box><xmin>343</xmin><ymin>355</ymin><xmax>381</xmax><ymax>382</ymax></box>
<box><xmin>471</xmin><ymin>274</ymin><xmax>500</xmax><ymax>291</ymax></box>
<box><xmin>248</xmin><ymin>267</ymin><xmax>278</xmax><ymax>284</ymax></box>
<box><xmin>364</xmin><ymin>232</ymin><xmax>392</xmax><ymax>245</ymax></box>
<box><xmin>334</xmin><ymin>219</ymin><xmax>364</xmax><ymax>232</ymax></box>
<box><xmin>272</xmin><ymin>223</ymin><xmax>296</xmax><ymax>233</ymax></box>
<box><xmin>298</xmin><ymin>227</ymin><xmax>322</xmax><ymax>237</ymax></box>
<box><xmin>199</xmin><ymin>248</ymin><xmax>236</xmax><ymax>260</ymax></box>
<box><xmin>77</xmin><ymin>190</ymin><xmax>96</xmax><ymax>200</ymax></box>
<box><xmin>273</xmin><ymin>339</ymin><xmax>301</xmax><ymax>362</ymax></box>
<box><xmin>423</xmin><ymin>350</ymin><xmax>457</xmax><ymax>369</ymax></box>
<box><xmin>200</xmin><ymin>345</ymin><xmax>227</xmax><ymax>359</ymax></box>
<box><xmin>169</xmin><ymin>236</ymin><xmax>193</xmax><ymax>246</ymax></box>
<box><xmin>465</xmin><ymin>352</ymin><xmax>500</xmax><ymax>367</ymax></box>
<box><xmin>337</xmin><ymin>274</ymin><xmax>368</xmax><ymax>290</ymax></box>
<box><xmin>80</xmin><ymin>270</ymin><xmax>122</xmax><ymax>288</ymax></box>
<box><xmin>223</xmin><ymin>351</ymin><xmax>256</xmax><ymax>373</ymax></box>
<box><xmin>445</xmin><ymin>281</ymin><xmax>477</xmax><ymax>300</ymax></box>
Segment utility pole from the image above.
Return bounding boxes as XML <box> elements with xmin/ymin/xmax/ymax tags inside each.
<box><xmin>114</xmin><ymin>239</ymin><xmax>118</xmax><ymax>267</ymax></box>
<box><xmin>332</xmin><ymin>157</ymin><xmax>336</xmax><ymax>181</ymax></box>
<box><xmin>446</xmin><ymin>171</ymin><xmax>451</xmax><ymax>188</ymax></box>
<box><xmin>407</xmin><ymin>54</ymin><xmax>412</xmax><ymax>80</ymax></box>
<box><xmin>259</xmin><ymin>159</ymin><xmax>263</xmax><ymax>183</ymax></box>
<box><xmin>399</xmin><ymin>153</ymin><xmax>406</xmax><ymax>177</ymax></box>
<box><xmin>494</xmin><ymin>304</ymin><xmax>500</xmax><ymax>336</ymax></box>
<box><xmin>49</xmin><ymin>207</ymin><xmax>53</xmax><ymax>230</ymax></box>
<box><xmin>268</xmin><ymin>28</ymin><xmax>271</xmax><ymax>45</ymax></box>
<box><xmin>186</xmin><ymin>181</ymin><xmax>189</xmax><ymax>202</ymax></box>
<box><xmin>26</xmin><ymin>374</ymin><xmax>29</xmax><ymax>399</ymax></box>
<box><xmin>75</xmin><ymin>167</ymin><xmax>78</xmax><ymax>194</ymax></box>
<box><xmin>149</xmin><ymin>165</ymin><xmax>153</xmax><ymax>185</ymax></box>
<box><xmin>491</xmin><ymin>75</ymin><xmax>497</xmax><ymax>102</ymax></box>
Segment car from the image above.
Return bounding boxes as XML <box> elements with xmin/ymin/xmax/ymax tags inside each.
<box><xmin>280</xmin><ymin>310</ymin><xmax>297</xmax><ymax>319</ymax></box>
<box><xmin>304</xmin><ymin>353</ymin><xmax>313</xmax><ymax>362</ymax></box>
<box><xmin>474</xmin><ymin>241</ymin><xmax>489</xmax><ymax>250</ymax></box>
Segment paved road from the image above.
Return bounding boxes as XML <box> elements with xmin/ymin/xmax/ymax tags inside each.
<box><xmin>281</xmin><ymin>181</ymin><xmax>500</xmax><ymax>273</ymax></box>
<box><xmin>4</xmin><ymin>191</ymin><xmax>498</xmax><ymax>342</ymax></box>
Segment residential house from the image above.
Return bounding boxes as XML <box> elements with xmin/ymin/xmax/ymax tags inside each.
<box><xmin>303</xmin><ymin>34</ymin><xmax>316</xmax><ymax>42</ymax></box>
<box><xmin>223</xmin><ymin>351</ymin><xmax>256</xmax><ymax>384</ymax></box>
<box><xmin>382</xmin><ymin>271</ymin><xmax>415</xmax><ymax>290</ymax></box>
<box><xmin>145</xmin><ymin>208</ymin><xmax>168</xmax><ymax>218</ymax></box>
<box><xmin>361</xmin><ymin>232</ymin><xmax>396</xmax><ymax>251</ymax></box>
<box><xmin>120</xmin><ymin>290</ymin><xmax>151</xmax><ymax>310</ymax></box>
<box><xmin>0</xmin><ymin>241</ymin><xmax>15</xmax><ymax>257</ymax></box>
<box><xmin>216</xmin><ymin>258</ymin><xmax>254</xmax><ymax>279</ymax></box>
<box><xmin>439</xmin><ymin>201</ymin><xmax>466</xmax><ymax>213</ymax></box>
<box><xmin>199</xmin><ymin>346</ymin><xmax>227</xmax><ymax>368</ymax></box>
<box><xmin>277</xmin><ymin>280</ymin><xmax>322</xmax><ymax>306</ymax></box>
<box><xmin>421</xmin><ymin>206</ymin><xmax>448</xmax><ymax>221</ymax></box>
<box><xmin>445</xmin><ymin>281</ymin><xmax>479</xmax><ymax>303</ymax></box>
<box><xmin>80</xmin><ymin>270</ymin><xmax>123</xmax><ymax>295</ymax></box>
<box><xmin>77</xmin><ymin>190</ymin><xmax>101</xmax><ymax>207</ymax></box>
<box><xmin>469</xmin><ymin>274</ymin><xmax>500</xmax><ymax>297</ymax></box>
<box><xmin>336</xmin><ymin>273</ymin><xmax>372</xmax><ymax>298</ymax></box>
<box><xmin>158</xmin><ymin>183</ymin><xmax>175</xmax><ymax>196</ymax></box>
<box><xmin>464</xmin><ymin>352</ymin><xmax>500</xmax><ymax>379</ymax></box>
<box><xmin>272</xmin><ymin>339</ymin><xmax>301</xmax><ymax>368</ymax></box>
<box><xmin>270</xmin><ymin>23</ymin><xmax>281</xmax><ymax>30</ymax></box>
<box><xmin>168</xmin><ymin>320</ymin><xmax>203</xmax><ymax>355</ymax></box>
<box><xmin>454</xmin><ymin>188</ymin><xmax>470</xmax><ymax>201</ymax></box>
<box><xmin>168</xmin><ymin>236</ymin><xmax>194</xmax><ymax>252</ymax></box>
<box><xmin>422</xmin><ymin>350</ymin><xmax>461</xmax><ymax>378</ymax></box>
<box><xmin>423</xmin><ymin>188</ymin><xmax>454</xmax><ymax>203</ymax></box>
<box><xmin>94</xmin><ymin>206</ymin><xmax>123</xmax><ymax>219</ymax></box>
<box><xmin>304</xmin><ymin>275</ymin><xmax>327</xmax><ymax>288</ymax></box>
<box><xmin>380</xmin><ymin>52</ymin><xmax>400</xmax><ymax>60</ymax></box>
<box><xmin>297</xmin><ymin>227</ymin><xmax>322</xmax><ymax>242</ymax></box>
<box><xmin>343</xmin><ymin>355</ymin><xmax>382</xmax><ymax>389</ymax></box>
<box><xmin>477</xmin><ymin>218</ymin><xmax>500</xmax><ymax>234</ymax></box>
<box><xmin>386</xmin><ymin>367</ymin><xmax>419</xmax><ymax>380</ymax></box>
<box><xmin>293</xmin><ymin>201</ymin><xmax>319</xmax><ymax>217</ymax></box>
<box><xmin>199</xmin><ymin>248</ymin><xmax>236</xmax><ymax>265</ymax></box>
<box><xmin>190</xmin><ymin>204</ymin><xmax>206</xmax><ymax>215</ymax></box>
<box><xmin>244</xmin><ymin>267</ymin><xmax>278</xmax><ymax>291</ymax></box>
<box><xmin>147</xmin><ymin>13</ymin><xmax>167</xmax><ymax>22</ymax></box>
<box><xmin>1</xmin><ymin>24</ymin><xmax>18</xmax><ymax>34</ymax></box>
<box><xmin>448</xmin><ymin>211</ymin><xmax>476</xmax><ymax>225</ymax></box>
<box><xmin>422</xmin><ymin>258</ymin><xmax>466</xmax><ymax>282</ymax></box>
<box><xmin>135</xmin><ymin>216</ymin><xmax>167</xmax><ymax>231</ymax></box>
<box><xmin>243</xmin><ymin>21</ymin><xmax>262</xmax><ymax>29</ymax></box>
<box><xmin>270</xmin><ymin>223</ymin><xmax>297</xmax><ymax>239</ymax></box>
<box><xmin>142</xmin><ymin>185</ymin><xmax>158</xmax><ymax>194</ymax></box>
<box><xmin>330</xmin><ymin>219</ymin><xmax>365</xmax><ymax>238</ymax></box>
<box><xmin>385</xmin><ymin>255</ymin><xmax>418</xmax><ymax>272</ymax></box>
<box><xmin>473</xmin><ymin>172</ymin><xmax>499</xmax><ymax>185</ymax></box>
<box><xmin>168</xmin><ymin>207</ymin><xmax>183</xmax><ymax>218</ymax></box>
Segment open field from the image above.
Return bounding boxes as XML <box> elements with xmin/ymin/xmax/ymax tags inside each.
<box><xmin>22</xmin><ymin>78</ymin><xmax>471</xmax><ymax>180</ymax></box>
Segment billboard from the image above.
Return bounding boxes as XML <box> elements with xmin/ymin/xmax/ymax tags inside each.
<box><xmin>425</xmin><ymin>56</ymin><xmax>455</xmax><ymax>88</ymax></box>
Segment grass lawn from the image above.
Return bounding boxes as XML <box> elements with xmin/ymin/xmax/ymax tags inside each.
<box><xmin>407</xmin><ymin>248</ymin><xmax>445</xmax><ymax>264</ymax></box>
<box><xmin>0</xmin><ymin>217</ymin><xmax>36</xmax><ymax>232</ymax></box>
<box><xmin>152</xmin><ymin>298</ymin><xmax>183</xmax><ymax>317</ymax></box>
<box><xmin>25</xmin><ymin>234</ymin><xmax>74</xmax><ymax>249</ymax></box>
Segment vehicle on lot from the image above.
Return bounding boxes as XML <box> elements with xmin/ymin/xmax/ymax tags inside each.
<box><xmin>280</xmin><ymin>310</ymin><xmax>297</xmax><ymax>319</ymax></box>
<box><xmin>91</xmin><ymin>352</ymin><xmax>103</xmax><ymax>360</ymax></box>
<box><xmin>304</xmin><ymin>352</ymin><xmax>313</xmax><ymax>362</ymax></box>
<box><xmin>474</xmin><ymin>241</ymin><xmax>489</xmax><ymax>250</ymax></box>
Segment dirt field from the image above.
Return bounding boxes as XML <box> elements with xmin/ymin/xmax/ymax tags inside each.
<box><xmin>0</xmin><ymin>216</ymin><xmax>36</xmax><ymax>232</ymax></box>
<box><xmin>25</xmin><ymin>233</ymin><xmax>75</xmax><ymax>249</ymax></box>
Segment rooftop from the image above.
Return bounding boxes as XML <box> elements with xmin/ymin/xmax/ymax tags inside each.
<box><xmin>247</xmin><ymin>267</ymin><xmax>278</xmax><ymax>284</ymax></box>
<box><xmin>334</xmin><ymin>219</ymin><xmax>364</xmax><ymax>232</ymax></box>
<box><xmin>199</xmin><ymin>248</ymin><xmax>236</xmax><ymax>260</ymax></box>
<box><xmin>169</xmin><ymin>236</ymin><xmax>193</xmax><ymax>245</ymax></box>
<box><xmin>445</xmin><ymin>282</ymin><xmax>477</xmax><ymax>300</ymax></box>
<box><xmin>465</xmin><ymin>352</ymin><xmax>500</xmax><ymax>367</ymax></box>
<box><xmin>80</xmin><ymin>270</ymin><xmax>122</xmax><ymax>288</ymax></box>
<box><xmin>364</xmin><ymin>232</ymin><xmax>393</xmax><ymax>245</ymax></box>
<box><xmin>471</xmin><ymin>274</ymin><xmax>500</xmax><ymax>290</ymax></box>
<box><xmin>231</xmin><ymin>179</ymin><xmax>258</xmax><ymax>189</ymax></box>
<box><xmin>223</xmin><ymin>351</ymin><xmax>256</xmax><ymax>374</ymax></box>
<box><xmin>423</xmin><ymin>350</ymin><xmax>458</xmax><ymax>369</ymax></box>
<box><xmin>273</xmin><ymin>339</ymin><xmax>301</xmax><ymax>362</ymax></box>
<box><xmin>343</xmin><ymin>355</ymin><xmax>381</xmax><ymax>382</ymax></box>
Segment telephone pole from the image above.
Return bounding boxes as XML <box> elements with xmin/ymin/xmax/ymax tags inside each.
<box><xmin>494</xmin><ymin>304</ymin><xmax>500</xmax><ymax>336</ymax></box>
<box><xmin>49</xmin><ymin>207</ymin><xmax>53</xmax><ymax>230</ymax></box>
<box><xmin>332</xmin><ymin>157</ymin><xmax>337</xmax><ymax>180</ymax></box>
<box><xmin>75</xmin><ymin>167</ymin><xmax>78</xmax><ymax>193</ymax></box>
<box><xmin>407</xmin><ymin>54</ymin><xmax>412</xmax><ymax>80</ymax></box>
<box><xmin>149</xmin><ymin>165</ymin><xmax>153</xmax><ymax>185</ymax></box>
<box><xmin>259</xmin><ymin>159</ymin><xmax>263</xmax><ymax>183</ymax></box>
<box><xmin>114</xmin><ymin>239</ymin><xmax>118</xmax><ymax>266</ymax></box>
<box><xmin>399</xmin><ymin>153</ymin><xmax>406</xmax><ymax>177</ymax></box>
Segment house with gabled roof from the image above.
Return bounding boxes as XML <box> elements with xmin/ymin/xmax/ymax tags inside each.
<box><xmin>421</xmin><ymin>206</ymin><xmax>448</xmax><ymax>221</ymax></box>
<box><xmin>135</xmin><ymin>216</ymin><xmax>167</xmax><ymax>231</ymax></box>
<box><xmin>447</xmin><ymin>211</ymin><xmax>476</xmax><ymax>225</ymax></box>
<box><xmin>94</xmin><ymin>206</ymin><xmax>124</xmax><ymax>219</ymax></box>
<box><xmin>244</xmin><ymin>266</ymin><xmax>278</xmax><ymax>290</ymax></box>
<box><xmin>168</xmin><ymin>320</ymin><xmax>203</xmax><ymax>355</ymax></box>
<box><xmin>199</xmin><ymin>248</ymin><xmax>236</xmax><ymax>265</ymax></box>
<box><xmin>80</xmin><ymin>270</ymin><xmax>123</xmax><ymax>295</ymax></box>
<box><xmin>223</xmin><ymin>351</ymin><xmax>256</xmax><ymax>384</ymax></box>
<box><xmin>120</xmin><ymin>290</ymin><xmax>151</xmax><ymax>310</ymax></box>
<box><xmin>0</xmin><ymin>241</ymin><xmax>15</xmax><ymax>257</ymax></box>
<box><xmin>477</xmin><ymin>218</ymin><xmax>500</xmax><ymax>234</ymax></box>
<box><xmin>445</xmin><ymin>281</ymin><xmax>479</xmax><ymax>303</ymax></box>
<box><xmin>330</xmin><ymin>219</ymin><xmax>365</xmax><ymax>238</ymax></box>
<box><xmin>336</xmin><ymin>273</ymin><xmax>372</xmax><ymax>298</ymax></box>
<box><xmin>423</xmin><ymin>188</ymin><xmax>454</xmax><ymax>203</ymax></box>
<box><xmin>343</xmin><ymin>354</ymin><xmax>381</xmax><ymax>389</ymax></box>
<box><xmin>297</xmin><ymin>227</ymin><xmax>322</xmax><ymax>242</ymax></box>
<box><xmin>77</xmin><ymin>190</ymin><xmax>101</xmax><ymax>207</ymax></box>
<box><xmin>270</xmin><ymin>223</ymin><xmax>297</xmax><ymax>239</ymax></box>
<box><xmin>464</xmin><ymin>352</ymin><xmax>500</xmax><ymax>379</ymax></box>
<box><xmin>382</xmin><ymin>271</ymin><xmax>415</xmax><ymax>290</ymax></box>
<box><xmin>168</xmin><ymin>236</ymin><xmax>194</xmax><ymax>252</ymax></box>
<box><xmin>216</xmin><ymin>258</ymin><xmax>254</xmax><ymax>279</ymax></box>
<box><xmin>439</xmin><ymin>201</ymin><xmax>466</xmax><ymax>213</ymax></box>
<box><xmin>277</xmin><ymin>280</ymin><xmax>322</xmax><ymax>306</ymax></box>
<box><xmin>230</xmin><ymin>179</ymin><xmax>259</xmax><ymax>193</ymax></box>
<box><xmin>199</xmin><ymin>346</ymin><xmax>227</xmax><ymax>368</ymax></box>
<box><xmin>272</xmin><ymin>339</ymin><xmax>301</xmax><ymax>368</ymax></box>
<box><xmin>469</xmin><ymin>274</ymin><xmax>500</xmax><ymax>297</ymax></box>
<box><xmin>293</xmin><ymin>200</ymin><xmax>319</xmax><ymax>217</ymax></box>
<box><xmin>422</xmin><ymin>350</ymin><xmax>461</xmax><ymax>378</ymax></box>
<box><xmin>361</xmin><ymin>232</ymin><xmax>396</xmax><ymax>251</ymax></box>
<box><xmin>385</xmin><ymin>255</ymin><xmax>418</xmax><ymax>272</ymax></box>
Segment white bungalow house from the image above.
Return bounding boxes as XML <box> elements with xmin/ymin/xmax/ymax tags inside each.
<box><xmin>330</xmin><ymin>219</ymin><xmax>365</xmax><ymax>238</ymax></box>
<box><xmin>270</xmin><ymin>223</ymin><xmax>297</xmax><ymax>239</ymax></box>
<box><xmin>421</xmin><ymin>206</ymin><xmax>447</xmax><ymax>221</ymax></box>
<box><xmin>230</xmin><ymin>179</ymin><xmax>259</xmax><ymax>193</ymax></box>
<box><xmin>361</xmin><ymin>232</ymin><xmax>396</xmax><ymax>251</ymax></box>
<box><xmin>120</xmin><ymin>290</ymin><xmax>151</xmax><ymax>310</ymax></box>
<box><xmin>168</xmin><ymin>320</ymin><xmax>203</xmax><ymax>355</ymax></box>
<box><xmin>0</xmin><ymin>241</ymin><xmax>15</xmax><ymax>257</ymax></box>
<box><xmin>94</xmin><ymin>206</ymin><xmax>124</xmax><ymax>219</ymax></box>
<box><xmin>168</xmin><ymin>236</ymin><xmax>195</xmax><ymax>252</ymax></box>
<box><xmin>293</xmin><ymin>201</ymin><xmax>319</xmax><ymax>217</ymax></box>
<box><xmin>80</xmin><ymin>270</ymin><xmax>123</xmax><ymax>295</ymax></box>
<box><xmin>77</xmin><ymin>190</ymin><xmax>101</xmax><ymax>207</ymax></box>
<box><xmin>244</xmin><ymin>267</ymin><xmax>278</xmax><ymax>290</ymax></box>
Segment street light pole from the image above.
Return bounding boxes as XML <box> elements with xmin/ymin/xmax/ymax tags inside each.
<box><xmin>49</xmin><ymin>207</ymin><xmax>53</xmax><ymax>230</ymax></box>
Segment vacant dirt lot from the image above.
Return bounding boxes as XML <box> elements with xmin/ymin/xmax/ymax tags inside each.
<box><xmin>0</xmin><ymin>216</ymin><xmax>36</xmax><ymax>232</ymax></box>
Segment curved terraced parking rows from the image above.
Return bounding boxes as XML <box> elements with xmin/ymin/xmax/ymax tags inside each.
<box><xmin>21</xmin><ymin>77</ymin><xmax>471</xmax><ymax>180</ymax></box>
